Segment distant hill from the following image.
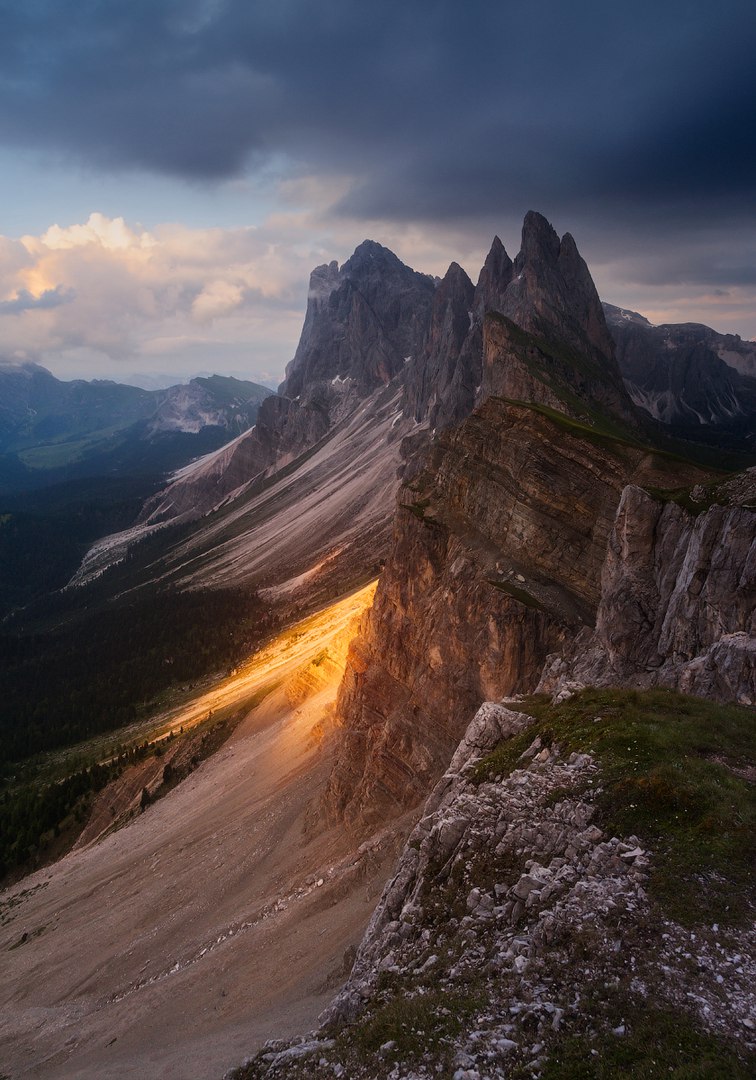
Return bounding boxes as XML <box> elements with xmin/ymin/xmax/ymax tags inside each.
<box><xmin>0</xmin><ymin>362</ymin><xmax>273</xmax><ymax>492</ymax></box>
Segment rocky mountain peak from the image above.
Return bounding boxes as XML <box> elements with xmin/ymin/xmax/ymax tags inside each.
<box><xmin>505</xmin><ymin>211</ymin><xmax>614</xmax><ymax>359</ymax></box>
<box><xmin>283</xmin><ymin>239</ymin><xmax>436</xmax><ymax>401</ymax></box>
<box><xmin>342</xmin><ymin>238</ymin><xmax>406</xmax><ymax>275</ymax></box>
<box><xmin>473</xmin><ymin>213</ymin><xmax>637</xmax><ymax>427</ymax></box>
<box><xmin>517</xmin><ymin>209</ymin><xmax>561</xmax><ymax>264</ymax></box>
<box><xmin>402</xmin><ymin>261</ymin><xmax>475</xmax><ymax>426</ymax></box>
<box><xmin>437</xmin><ymin>260</ymin><xmax>474</xmax><ymax>304</ymax></box>
<box><xmin>474</xmin><ymin>235</ymin><xmax>514</xmax><ymax>317</ymax></box>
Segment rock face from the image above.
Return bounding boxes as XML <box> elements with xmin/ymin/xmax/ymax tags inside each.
<box><xmin>85</xmin><ymin>211</ymin><xmax>641</xmax><ymax>600</ymax></box>
<box><xmin>139</xmin><ymin>243</ymin><xmax>436</xmax><ymax>527</ymax></box>
<box><xmin>481</xmin><ymin>214</ymin><xmax>635</xmax><ymax>428</ymax></box>
<box><xmin>319</xmin><ymin>212</ymin><xmax>719</xmax><ymax>834</ymax></box>
<box><xmin>322</xmin><ymin>702</ymin><xmax>653</xmax><ymax>1039</ymax></box>
<box><xmin>402</xmin><ymin>213</ymin><xmax>637</xmax><ymax>435</ymax></box>
<box><xmin>320</xmin><ymin>392</ymin><xmax>707</xmax><ymax>832</ymax></box>
<box><xmin>604</xmin><ymin>303</ymin><xmax>756</xmax><ymax>445</ymax></box>
<box><xmin>539</xmin><ymin>472</ymin><xmax>756</xmax><ymax>705</ymax></box>
<box><xmin>402</xmin><ymin>261</ymin><xmax>476</xmax><ymax>428</ymax></box>
<box><xmin>285</xmin><ymin>241</ymin><xmax>435</xmax><ymax>399</ymax></box>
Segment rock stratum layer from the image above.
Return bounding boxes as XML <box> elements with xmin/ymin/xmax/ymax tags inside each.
<box><xmin>321</xmin><ymin>393</ymin><xmax>711</xmax><ymax>832</ymax></box>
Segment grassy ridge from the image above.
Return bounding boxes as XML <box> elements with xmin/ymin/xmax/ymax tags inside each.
<box><xmin>475</xmin><ymin>689</ymin><xmax>756</xmax><ymax>926</ymax></box>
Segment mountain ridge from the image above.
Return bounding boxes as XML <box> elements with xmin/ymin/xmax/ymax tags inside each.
<box><xmin>2</xmin><ymin>211</ymin><xmax>755</xmax><ymax>1080</ymax></box>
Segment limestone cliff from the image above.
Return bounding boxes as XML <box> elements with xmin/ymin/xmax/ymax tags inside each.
<box><xmin>402</xmin><ymin>212</ymin><xmax>638</xmax><ymax>436</ymax></box>
<box><xmin>318</xmin><ymin>211</ymin><xmax>732</xmax><ymax>834</ymax></box>
<box><xmin>539</xmin><ymin>470</ymin><xmax>756</xmax><ymax>705</ymax></box>
<box><xmin>320</xmin><ymin>395</ymin><xmax>709</xmax><ymax>832</ymax></box>
<box><xmin>285</xmin><ymin>241</ymin><xmax>435</xmax><ymax>399</ymax></box>
<box><xmin>138</xmin><ymin>241</ymin><xmax>436</xmax><ymax>528</ymax></box>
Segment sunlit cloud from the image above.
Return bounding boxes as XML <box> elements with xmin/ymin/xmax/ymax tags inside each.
<box><xmin>0</xmin><ymin>211</ymin><xmax>324</xmax><ymax>381</ymax></box>
<box><xmin>0</xmin><ymin>284</ymin><xmax>75</xmax><ymax>315</ymax></box>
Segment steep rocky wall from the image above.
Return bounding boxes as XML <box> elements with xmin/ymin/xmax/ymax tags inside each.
<box><xmin>284</xmin><ymin>241</ymin><xmax>435</xmax><ymax>399</ymax></box>
<box><xmin>540</xmin><ymin>471</ymin><xmax>756</xmax><ymax>704</ymax></box>
<box><xmin>402</xmin><ymin>212</ymin><xmax>639</xmax><ymax>437</ymax></box>
<box><xmin>320</xmin><ymin>399</ymin><xmax>699</xmax><ymax>833</ymax></box>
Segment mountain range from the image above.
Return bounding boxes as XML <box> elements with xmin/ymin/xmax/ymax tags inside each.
<box><xmin>1</xmin><ymin>212</ymin><xmax>754</xmax><ymax>1080</ymax></box>
<box><xmin>0</xmin><ymin>361</ymin><xmax>272</xmax><ymax>492</ymax></box>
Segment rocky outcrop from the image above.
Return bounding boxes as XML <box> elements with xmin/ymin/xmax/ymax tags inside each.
<box><xmin>539</xmin><ymin>471</ymin><xmax>756</xmax><ymax>705</ymax></box>
<box><xmin>235</xmin><ymin>696</ymin><xmax>756</xmax><ymax>1079</ymax></box>
<box><xmin>323</xmin><ymin>703</ymin><xmax>650</xmax><ymax>1035</ymax></box>
<box><xmin>401</xmin><ymin>234</ymin><xmax>514</xmax><ymax>432</ymax></box>
<box><xmin>484</xmin><ymin>214</ymin><xmax>636</xmax><ymax>428</ymax></box>
<box><xmin>320</xmin><ymin>395</ymin><xmax>708</xmax><ymax>833</ymax></box>
<box><xmin>286</xmin><ymin>241</ymin><xmax>435</xmax><ymax>400</ymax></box>
<box><xmin>402</xmin><ymin>261</ymin><xmax>475</xmax><ymax>428</ymax></box>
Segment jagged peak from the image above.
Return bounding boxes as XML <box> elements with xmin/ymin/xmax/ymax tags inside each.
<box><xmin>518</xmin><ymin>210</ymin><xmax>561</xmax><ymax>265</ymax></box>
<box><xmin>474</xmin><ymin>234</ymin><xmax>514</xmax><ymax>316</ymax></box>
<box><xmin>307</xmin><ymin>260</ymin><xmax>340</xmax><ymax>302</ymax></box>
<box><xmin>342</xmin><ymin>238</ymin><xmax>406</xmax><ymax>275</ymax></box>
<box><xmin>440</xmin><ymin>261</ymin><xmax>474</xmax><ymax>291</ymax></box>
<box><xmin>479</xmin><ymin>235</ymin><xmax>513</xmax><ymax>279</ymax></box>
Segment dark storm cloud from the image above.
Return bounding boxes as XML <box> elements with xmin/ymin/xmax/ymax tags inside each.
<box><xmin>1</xmin><ymin>0</ymin><xmax>755</xmax><ymax>228</ymax></box>
<box><xmin>0</xmin><ymin>285</ymin><xmax>75</xmax><ymax>314</ymax></box>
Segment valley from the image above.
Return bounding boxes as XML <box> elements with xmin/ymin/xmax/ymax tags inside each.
<box><xmin>0</xmin><ymin>580</ymin><xmax>406</xmax><ymax>1080</ymax></box>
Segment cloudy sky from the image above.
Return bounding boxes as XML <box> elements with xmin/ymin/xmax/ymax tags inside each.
<box><xmin>0</xmin><ymin>0</ymin><xmax>754</xmax><ymax>385</ymax></box>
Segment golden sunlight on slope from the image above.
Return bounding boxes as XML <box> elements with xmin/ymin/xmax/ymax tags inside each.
<box><xmin>0</xmin><ymin>579</ymin><xmax>409</xmax><ymax>1080</ymax></box>
<box><xmin>152</xmin><ymin>577</ymin><xmax>378</xmax><ymax>742</ymax></box>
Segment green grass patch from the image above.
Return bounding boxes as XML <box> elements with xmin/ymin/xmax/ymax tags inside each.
<box><xmin>510</xmin><ymin>399</ymin><xmax>644</xmax><ymax>454</ymax></box>
<box><xmin>340</xmin><ymin>987</ymin><xmax>484</xmax><ymax>1071</ymax></box>
<box><xmin>475</xmin><ymin>689</ymin><xmax>756</xmax><ymax>926</ymax></box>
<box><xmin>643</xmin><ymin>476</ymin><xmax>752</xmax><ymax>516</ymax></box>
<box><xmin>472</xmin><ymin>726</ymin><xmax>542</xmax><ymax>783</ymax></box>
<box><xmin>17</xmin><ymin>424</ymin><xmax>129</xmax><ymax>469</ymax></box>
<box><xmin>540</xmin><ymin>999</ymin><xmax>754</xmax><ymax>1080</ymax></box>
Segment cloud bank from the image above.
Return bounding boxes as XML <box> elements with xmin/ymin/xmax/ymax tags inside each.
<box><xmin>1</xmin><ymin>1</ymin><xmax>754</xmax><ymax>230</ymax></box>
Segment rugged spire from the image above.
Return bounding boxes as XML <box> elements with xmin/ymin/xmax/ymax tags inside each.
<box><xmin>474</xmin><ymin>235</ymin><xmax>514</xmax><ymax>317</ymax></box>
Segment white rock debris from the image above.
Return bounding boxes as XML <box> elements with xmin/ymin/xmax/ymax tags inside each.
<box><xmin>229</xmin><ymin>702</ymin><xmax>755</xmax><ymax>1079</ymax></box>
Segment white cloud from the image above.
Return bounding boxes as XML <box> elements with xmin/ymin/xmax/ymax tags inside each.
<box><xmin>0</xmin><ymin>211</ymin><xmax>321</xmax><ymax>381</ymax></box>
<box><xmin>192</xmin><ymin>280</ymin><xmax>245</xmax><ymax>321</ymax></box>
<box><xmin>33</xmin><ymin>212</ymin><xmax>157</xmax><ymax>252</ymax></box>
